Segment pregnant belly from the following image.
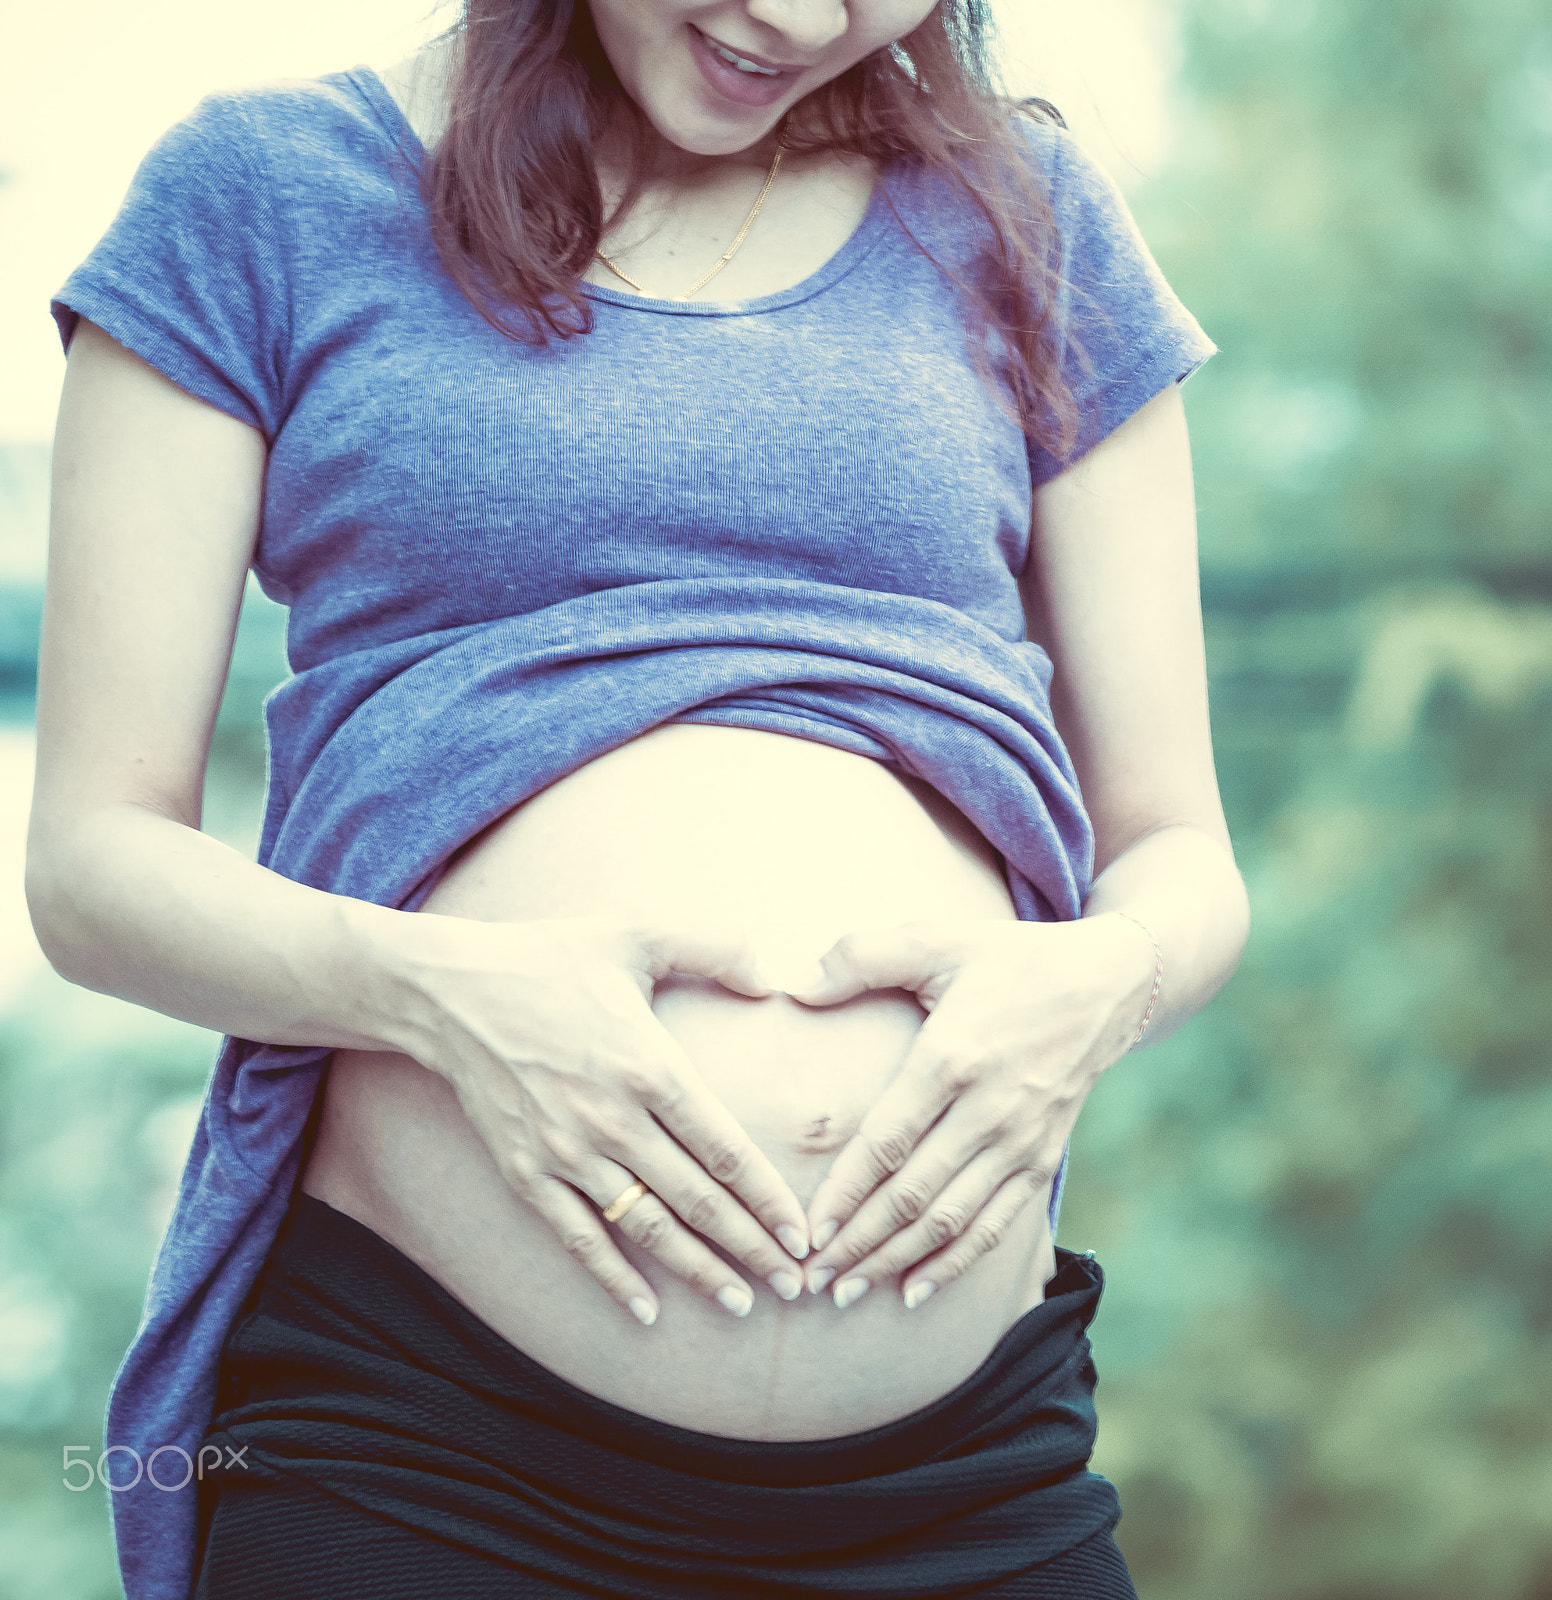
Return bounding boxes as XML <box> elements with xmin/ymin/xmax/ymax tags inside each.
<box><xmin>302</xmin><ymin>723</ymin><xmax>1058</xmax><ymax>1439</ymax></box>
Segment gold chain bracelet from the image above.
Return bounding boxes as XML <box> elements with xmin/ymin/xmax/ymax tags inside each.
<box><xmin>1113</xmin><ymin>912</ymin><xmax>1164</xmax><ymax>1050</ymax></box>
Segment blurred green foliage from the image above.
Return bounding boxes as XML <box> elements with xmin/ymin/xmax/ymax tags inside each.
<box><xmin>1060</xmin><ymin>1</ymin><xmax>1552</xmax><ymax>1596</ymax></box>
<box><xmin>0</xmin><ymin>590</ymin><xmax>285</xmax><ymax>1600</ymax></box>
<box><xmin>2</xmin><ymin>0</ymin><xmax>1549</xmax><ymax>1595</ymax></box>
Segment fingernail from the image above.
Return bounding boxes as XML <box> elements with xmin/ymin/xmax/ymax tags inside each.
<box><xmin>629</xmin><ymin>1296</ymin><xmax>658</xmax><ymax>1326</ymax></box>
<box><xmin>806</xmin><ymin>1266</ymin><xmax>836</xmax><ymax>1295</ymax></box>
<box><xmin>776</xmin><ymin>1224</ymin><xmax>810</xmax><ymax>1260</ymax></box>
<box><xmin>769</xmin><ymin>1269</ymin><xmax>802</xmax><ymax>1301</ymax></box>
<box><xmin>783</xmin><ymin>961</ymin><xmax>829</xmax><ymax>997</ymax></box>
<box><xmin>903</xmin><ymin>1281</ymin><xmax>936</xmax><ymax>1311</ymax></box>
<box><xmin>833</xmin><ymin>1276</ymin><xmax>871</xmax><ymax>1310</ymax></box>
<box><xmin>812</xmin><ymin>1219</ymin><xmax>839</xmax><ymax>1252</ymax></box>
<box><xmin>716</xmin><ymin>1284</ymin><xmax>754</xmax><ymax>1318</ymax></box>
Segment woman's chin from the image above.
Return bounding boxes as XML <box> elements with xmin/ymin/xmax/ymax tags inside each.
<box><xmin>640</xmin><ymin>98</ymin><xmax>787</xmax><ymax>160</ymax></box>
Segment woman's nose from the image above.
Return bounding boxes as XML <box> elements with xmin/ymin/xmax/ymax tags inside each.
<box><xmin>744</xmin><ymin>0</ymin><xmax>851</xmax><ymax>55</ymax></box>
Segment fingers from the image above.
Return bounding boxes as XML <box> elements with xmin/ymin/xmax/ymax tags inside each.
<box><xmin>586</xmin><ymin>1159</ymin><xmax>770</xmax><ymax>1320</ymax></box>
<box><xmin>800</xmin><ymin>1102</ymin><xmax>988</xmax><ymax>1285</ymax></box>
<box><xmin>527</xmin><ymin>1160</ymin><xmax>771</xmax><ymax>1326</ymax></box>
<box><xmin>812</xmin><ymin>1158</ymin><xmax>1051</xmax><ymax>1310</ymax></box>
<box><xmin>524</xmin><ymin>1173</ymin><xmax>665</xmax><ymax>1327</ymax></box>
<box><xmin>802</xmin><ymin>1029</ymin><xmax>962</xmax><ymax>1249</ymax></box>
<box><xmin>598</xmin><ymin>924</ymin><xmax>814</xmax><ymax>1257</ymax></box>
<box><xmin>636</xmin><ymin>1069</ymin><xmax>813</xmax><ymax>1272</ymax></box>
<box><xmin>625</xmin><ymin>1129</ymin><xmax>810</xmax><ymax>1301</ymax></box>
<box><xmin>784</xmin><ymin>920</ymin><xmax>964</xmax><ymax>1008</ymax></box>
<box><xmin>897</xmin><ymin>1166</ymin><xmax>1051</xmax><ymax>1308</ymax></box>
<box><xmin>627</xmin><ymin>918</ymin><xmax>776</xmax><ymax>1000</ymax></box>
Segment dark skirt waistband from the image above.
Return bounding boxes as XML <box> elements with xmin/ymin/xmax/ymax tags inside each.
<box><xmin>200</xmin><ymin>1195</ymin><xmax>1128</xmax><ymax>1598</ymax></box>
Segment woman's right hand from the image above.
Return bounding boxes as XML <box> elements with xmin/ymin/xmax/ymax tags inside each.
<box><xmin>385</xmin><ymin>911</ymin><xmax>812</xmax><ymax>1326</ymax></box>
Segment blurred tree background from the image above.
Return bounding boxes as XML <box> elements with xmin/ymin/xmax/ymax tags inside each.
<box><xmin>0</xmin><ymin>0</ymin><xmax>1548</xmax><ymax>1595</ymax></box>
<box><xmin>1062</xmin><ymin>0</ymin><xmax>1552</xmax><ymax>1595</ymax></box>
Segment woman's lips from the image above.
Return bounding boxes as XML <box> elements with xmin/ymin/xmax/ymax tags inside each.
<box><xmin>687</xmin><ymin>25</ymin><xmax>801</xmax><ymax>110</ymax></box>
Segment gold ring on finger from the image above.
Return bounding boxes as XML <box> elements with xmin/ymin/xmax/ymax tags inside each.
<box><xmin>602</xmin><ymin>1179</ymin><xmax>651</xmax><ymax>1223</ymax></box>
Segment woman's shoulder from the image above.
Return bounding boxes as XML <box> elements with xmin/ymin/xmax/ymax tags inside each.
<box><xmin>995</xmin><ymin>102</ymin><xmax>1140</xmax><ymax>232</ymax></box>
<box><xmin>898</xmin><ymin>100</ymin><xmax>1194</xmax><ymax>304</ymax></box>
<box><xmin>135</xmin><ymin>70</ymin><xmax>409</xmax><ymax>199</ymax></box>
<box><xmin>881</xmin><ymin>101</ymin><xmax>1101</xmax><ymax>249</ymax></box>
<box><xmin>51</xmin><ymin>70</ymin><xmax>411</xmax><ymax>438</ymax></box>
<box><xmin>1004</xmin><ymin>97</ymin><xmax>1074</xmax><ymax>176</ymax></box>
<box><xmin>1003</xmin><ymin>104</ymin><xmax>1146</xmax><ymax>237</ymax></box>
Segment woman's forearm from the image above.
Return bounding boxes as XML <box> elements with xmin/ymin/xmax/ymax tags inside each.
<box><xmin>26</xmin><ymin>801</ymin><xmax>818</xmax><ymax>1312</ymax></box>
<box><xmin>1080</xmin><ymin>821</ymin><xmax>1250</xmax><ymax>1049</ymax></box>
<box><xmin>26</xmin><ymin>801</ymin><xmax>420</xmax><ymax>1052</ymax></box>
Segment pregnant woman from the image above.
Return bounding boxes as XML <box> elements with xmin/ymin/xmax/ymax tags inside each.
<box><xmin>30</xmin><ymin>2</ymin><xmax>1249</xmax><ymax>1597</ymax></box>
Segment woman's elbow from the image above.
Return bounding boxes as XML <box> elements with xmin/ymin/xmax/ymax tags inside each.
<box><xmin>1223</xmin><ymin>864</ymin><xmax>1252</xmax><ymax>973</ymax></box>
<box><xmin>24</xmin><ymin>829</ymin><xmax>112</xmax><ymax>990</ymax></box>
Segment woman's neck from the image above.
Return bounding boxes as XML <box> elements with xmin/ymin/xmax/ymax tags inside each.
<box><xmin>602</xmin><ymin>121</ymin><xmax>780</xmax><ymax>196</ymax></box>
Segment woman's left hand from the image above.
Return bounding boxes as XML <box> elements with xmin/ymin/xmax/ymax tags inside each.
<box><xmin>786</xmin><ymin>914</ymin><xmax>1156</xmax><ymax>1309</ymax></box>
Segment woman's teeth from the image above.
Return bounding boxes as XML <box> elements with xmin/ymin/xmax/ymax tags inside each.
<box><xmin>708</xmin><ymin>39</ymin><xmax>781</xmax><ymax>76</ymax></box>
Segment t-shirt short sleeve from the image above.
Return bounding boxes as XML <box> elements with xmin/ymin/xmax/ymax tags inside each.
<box><xmin>1024</xmin><ymin>115</ymin><xmax>1217</xmax><ymax>485</ymax></box>
<box><xmin>51</xmin><ymin>91</ymin><xmax>291</xmax><ymax>439</ymax></box>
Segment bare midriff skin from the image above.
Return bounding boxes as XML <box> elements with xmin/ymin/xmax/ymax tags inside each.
<box><xmin>302</xmin><ymin>722</ymin><xmax>1057</xmax><ymax>1440</ymax></box>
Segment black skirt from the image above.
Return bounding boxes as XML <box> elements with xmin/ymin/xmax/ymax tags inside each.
<box><xmin>194</xmin><ymin>1195</ymin><xmax>1138</xmax><ymax>1599</ymax></box>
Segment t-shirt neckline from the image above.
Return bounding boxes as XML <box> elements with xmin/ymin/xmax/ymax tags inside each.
<box><xmin>344</xmin><ymin>64</ymin><xmax>895</xmax><ymax>319</ymax></box>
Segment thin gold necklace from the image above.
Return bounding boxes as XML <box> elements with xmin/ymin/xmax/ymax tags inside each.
<box><xmin>596</xmin><ymin>144</ymin><xmax>785</xmax><ymax>302</ymax></box>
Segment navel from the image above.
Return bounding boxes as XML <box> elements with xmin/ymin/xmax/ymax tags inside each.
<box><xmin>798</xmin><ymin>1113</ymin><xmax>847</xmax><ymax>1154</ymax></box>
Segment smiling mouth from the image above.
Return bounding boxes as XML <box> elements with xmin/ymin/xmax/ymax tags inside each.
<box><xmin>695</xmin><ymin>28</ymin><xmax>788</xmax><ymax>77</ymax></box>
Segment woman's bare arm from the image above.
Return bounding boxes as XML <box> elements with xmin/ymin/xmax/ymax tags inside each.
<box><xmin>28</xmin><ymin>320</ymin><xmax>813</xmax><ymax>1320</ymax></box>
<box><xmin>792</xmin><ymin>382</ymin><xmax>1250</xmax><ymax>1300</ymax></box>
<box><xmin>1022</xmin><ymin>380</ymin><xmax>1250</xmax><ymax>1044</ymax></box>
<box><xmin>30</xmin><ymin>321</ymin><xmax>406</xmax><ymax>1043</ymax></box>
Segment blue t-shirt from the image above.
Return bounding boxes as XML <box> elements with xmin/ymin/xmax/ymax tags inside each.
<box><xmin>52</xmin><ymin>67</ymin><xmax>1214</xmax><ymax>1600</ymax></box>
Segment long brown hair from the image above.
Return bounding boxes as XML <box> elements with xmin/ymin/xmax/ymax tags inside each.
<box><xmin>426</xmin><ymin>1</ymin><xmax>1079</xmax><ymax>460</ymax></box>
